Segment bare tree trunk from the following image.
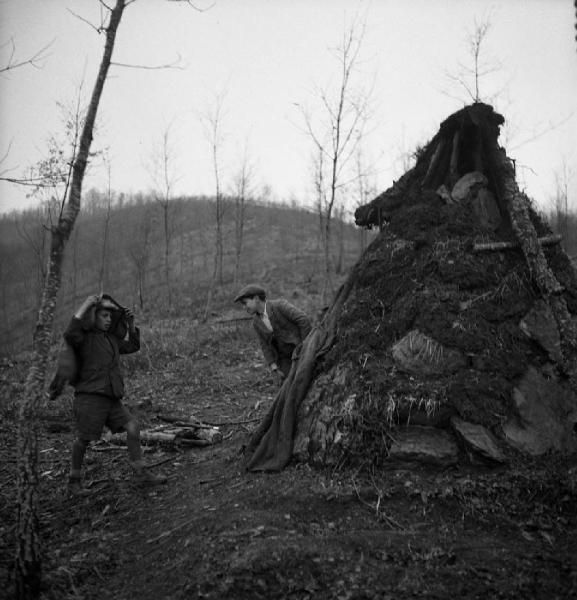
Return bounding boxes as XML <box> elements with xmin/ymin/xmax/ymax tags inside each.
<box><xmin>14</xmin><ymin>3</ymin><xmax>125</xmax><ymax>597</ymax></box>
<box><xmin>233</xmin><ymin>150</ymin><xmax>251</xmax><ymax>286</ymax></box>
<box><xmin>201</xmin><ymin>93</ymin><xmax>226</xmax><ymax>318</ymax></box>
<box><xmin>150</xmin><ymin>123</ymin><xmax>178</xmax><ymax>310</ymax></box>
<box><xmin>216</xmin><ymin>198</ymin><xmax>223</xmax><ymax>284</ymax></box>
<box><xmin>233</xmin><ymin>195</ymin><xmax>245</xmax><ymax>285</ymax></box>
<box><xmin>322</xmin><ymin>211</ymin><xmax>333</xmax><ymax>299</ymax></box>
<box><xmin>162</xmin><ymin>201</ymin><xmax>172</xmax><ymax>307</ymax></box>
<box><xmin>203</xmin><ymin>194</ymin><xmax>222</xmax><ymax>321</ymax></box>
<box><xmin>203</xmin><ymin>236</ymin><xmax>218</xmax><ymax>322</ymax></box>
<box><xmin>554</xmin><ymin>162</ymin><xmax>571</xmax><ymax>253</ymax></box>
<box><xmin>98</xmin><ymin>162</ymin><xmax>113</xmax><ymax>291</ymax></box>
<box><xmin>335</xmin><ymin>205</ymin><xmax>345</xmax><ymax>274</ymax></box>
<box><xmin>127</xmin><ymin>204</ymin><xmax>152</xmax><ymax>311</ymax></box>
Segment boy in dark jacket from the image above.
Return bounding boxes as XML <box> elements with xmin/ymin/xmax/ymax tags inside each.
<box><xmin>64</xmin><ymin>294</ymin><xmax>166</xmax><ymax>495</ymax></box>
<box><xmin>234</xmin><ymin>284</ymin><xmax>312</xmax><ymax>385</ymax></box>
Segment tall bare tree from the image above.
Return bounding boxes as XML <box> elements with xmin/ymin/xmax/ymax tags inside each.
<box><xmin>553</xmin><ymin>159</ymin><xmax>574</xmax><ymax>253</ymax></box>
<box><xmin>150</xmin><ymin>120</ymin><xmax>180</xmax><ymax>309</ymax></box>
<box><xmin>201</xmin><ymin>90</ymin><xmax>227</xmax><ymax>320</ymax></box>
<box><xmin>14</xmin><ymin>3</ymin><xmax>126</xmax><ymax>597</ymax></box>
<box><xmin>13</xmin><ymin>0</ymin><xmax>200</xmax><ymax>593</ymax></box>
<box><xmin>126</xmin><ymin>201</ymin><xmax>155</xmax><ymax>309</ymax></box>
<box><xmin>299</xmin><ymin>18</ymin><xmax>373</xmax><ymax>302</ymax></box>
<box><xmin>98</xmin><ymin>154</ymin><xmax>114</xmax><ymax>291</ymax></box>
<box><xmin>353</xmin><ymin>148</ymin><xmax>377</xmax><ymax>254</ymax></box>
<box><xmin>231</xmin><ymin>142</ymin><xmax>254</xmax><ymax>285</ymax></box>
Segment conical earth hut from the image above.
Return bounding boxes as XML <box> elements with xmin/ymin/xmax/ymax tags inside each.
<box><xmin>245</xmin><ymin>103</ymin><xmax>577</xmax><ymax>472</ymax></box>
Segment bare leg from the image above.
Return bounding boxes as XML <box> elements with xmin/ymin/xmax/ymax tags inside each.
<box><xmin>124</xmin><ymin>419</ymin><xmax>144</xmax><ymax>469</ymax></box>
<box><xmin>70</xmin><ymin>438</ymin><xmax>88</xmax><ymax>478</ymax></box>
<box><xmin>124</xmin><ymin>419</ymin><xmax>167</xmax><ymax>485</ymax></box>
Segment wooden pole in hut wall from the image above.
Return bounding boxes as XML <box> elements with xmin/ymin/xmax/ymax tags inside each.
<box><xmin>495</xmin><ymin>149</ymin><xmax>577</xmax><ymax>375</ymax></box>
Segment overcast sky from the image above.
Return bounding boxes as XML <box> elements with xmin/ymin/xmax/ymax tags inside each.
<box><xmin>0</xmin><ymin>0</ymin><xmax>575</xmax><ymax>216</ymax></box>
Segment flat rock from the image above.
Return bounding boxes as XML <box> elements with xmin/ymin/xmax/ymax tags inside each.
<box><xmin>471</xmin><ymin>188</ymin><xmax>502</xmax><ymax>231</ymax></box>
<box><xmin>451</xmin><ymin>171</ymin><xmax>488</xmax><ymax>202</ymax></box>
<box><xmin>502</xmin><ymin>366</ymin><xmax>577</xmax><ymax>455</ymax></box>
<box><xmin>392</xmin><ymin>329</ymin><xmax>466</xmax><ymax>376</ymax></box>
<box><xmin>519</xmin><ymin>300</ymin><xmax>563</xmax><ymax>363</ymax></box>
<box><xmin>436</xmin><ymin>184</ymin><xmax>452</xmax><ymax>203</ymax></box>
<box><xmin>388</xmin><ymin>426</ymin><xmax>459</xmax><ymax>465</ymax></box>
<box><xmin>451</xmin><ymin>417</ymin><xmax>505</xmax><ymax>463</ymax></box>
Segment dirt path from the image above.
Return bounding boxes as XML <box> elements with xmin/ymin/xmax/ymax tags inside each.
<box><xmin>65</xmin><ymin>431</ymin><xmax>576</xmax><ymax>600</ymax></box>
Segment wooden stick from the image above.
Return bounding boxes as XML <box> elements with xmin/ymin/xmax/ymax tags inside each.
<box><xmin>473</xmin><ymin>234</ymin><xmax>562</xmax><ymax>253</ymax></box>
<box><xmin>156</xmin><ymin>414</ymin><xmax>214</xmax><ymax>429</ymax></box>
<box><xmin>203</xmin><ymin>417</ymin><xmax>260</xmax><ymax>427</ymax></box>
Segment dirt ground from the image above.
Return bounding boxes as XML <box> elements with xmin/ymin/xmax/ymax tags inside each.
<box><xmin>1</xmin><ymin>322</ymin><xmax>577</xmax><ymax>600</ymax></box>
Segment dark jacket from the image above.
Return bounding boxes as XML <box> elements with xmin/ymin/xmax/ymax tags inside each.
<box><xmin>253</xmin><ymin>298</ymin><xmax>312</xmax><ymax>366</ymax></box>
<box><xmin>63</xmin><ymin>317</ymin><xmax>140</xmax><ymax>399</ymax></box>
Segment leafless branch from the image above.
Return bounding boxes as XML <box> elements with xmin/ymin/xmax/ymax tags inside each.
<box><xmin>0</xmin><ymin>38</ymin><xmax>53</xmax><ymax>74</ymax></box>
<box><xmin>0</xmin><ymin>142</ymin><xmax>12</xmax><ymax>166</ymax></box>
<box><xmin>0</xmin><ymin>176</ymin><xmax>56</xmax><ymax>187</ymax></box>
<box><xmin>111</xmin><ymin>54</ymin><xmax>185</xmax><ymax>70</ymax></box>
<box><xmin>166</xmin><ymin>0</ymin><xmax>216</xmax><ymax>11</ymax></box>
<box><xmin>67</xmin><ymin>9</ymin><xmax>106</xmax><ymax>34</ymax></box>
<box><xmin>509</xmin><ymin>112</ymin><xmax>575</xmax><ymax>151</ymax></box>
<box><xmin>299</xmin><ymin>13</ymin><xmax>373</xmax><ymax>300</ymax></box>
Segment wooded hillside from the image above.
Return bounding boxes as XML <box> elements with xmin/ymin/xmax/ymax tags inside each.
<box><xmin>0</xmin><ymin>192</ymin><xmax>370</xmax><ymax>357</ymax></box>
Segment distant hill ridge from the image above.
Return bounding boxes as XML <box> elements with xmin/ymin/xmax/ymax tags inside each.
<box><xmin>0</xmin><ymin>193</ymin><xmax>369</xmax><ymax>356</ymax></box>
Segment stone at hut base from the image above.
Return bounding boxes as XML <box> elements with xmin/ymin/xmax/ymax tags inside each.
<box><xmin>451</xmin><ymin>417</ymin><xmax>506</xmax><ymax>464</ymax></box>
<box><xmin>388</xmin><ymin>426</ymin><xmax>459</xmax><ymax>466</ymax></box>
<box><xmin>519</xmin><ymin>300</ymin><xmax>563</xmax><ymax>364</ymax></box>
<box><xmin>503</xmin><ymin>366</ymin><xmax>577</xmax><ymax>455</ymax></box>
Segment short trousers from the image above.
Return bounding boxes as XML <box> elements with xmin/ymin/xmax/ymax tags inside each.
<box><xmin>73</xmin><ymin>393</ymin><xmax>132</xmax><ymax>441</ymax></box>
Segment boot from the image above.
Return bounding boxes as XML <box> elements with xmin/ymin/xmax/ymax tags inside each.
<box><xmin>67</xmin><ymin>476</ymin><xmax>90</xmax><ymax>497</ymax></box>
<box><xmin>133</xmin><ymin>467</ymin><xmax>167</xmax><ymax>485</ymax></box>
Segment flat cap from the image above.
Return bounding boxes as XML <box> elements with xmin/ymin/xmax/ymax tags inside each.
<box><xmin>233</xmin><ymin>284</ymin><xmax>266</xmax><ymax>303</ymax></box>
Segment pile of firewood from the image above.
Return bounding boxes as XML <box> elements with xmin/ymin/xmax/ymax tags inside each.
<box><xmin>102</xmin><ymin>415</ymin><xmax>223</xmax><ymax>448</ymax></box>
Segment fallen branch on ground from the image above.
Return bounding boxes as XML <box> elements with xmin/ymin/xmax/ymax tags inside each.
<box><xmin>103</xmin><ymin>424</ymin><xmax>223</xmax><ymax>448</ymax></box>
<box><xmin>157</xmin><ymin>414</ymin><xmax>215</xmax><ymax>429</ymax></box>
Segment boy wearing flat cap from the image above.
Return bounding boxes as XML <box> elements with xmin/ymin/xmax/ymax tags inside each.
<box><xmin>234</xmin><ymin>284</ymin><xmax>312</xmax><ymax>385</ymax></box>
